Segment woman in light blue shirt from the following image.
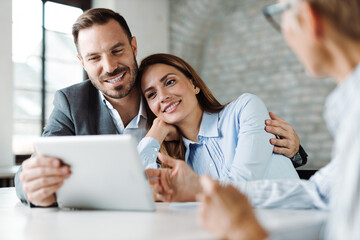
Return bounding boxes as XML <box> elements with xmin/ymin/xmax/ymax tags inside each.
<box><xmin>137</xmin><ymin>53</ymin><xmax>298</xmax><ymax>181</ymax></box>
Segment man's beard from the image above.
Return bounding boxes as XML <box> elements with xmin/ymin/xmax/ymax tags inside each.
<box><xmin>90</xmin><ymin>57</ymin><xmax>138</xmax><ymax>99</ymax></box>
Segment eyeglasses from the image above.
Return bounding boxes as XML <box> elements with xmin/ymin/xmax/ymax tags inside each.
<box><xmin>263</xmin><ymin>2</ymin><xmax>292</xmax><ymax>32</ymax></box>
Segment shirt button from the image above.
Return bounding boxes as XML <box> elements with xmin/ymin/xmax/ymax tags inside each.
<box><xmin>210</xmin><ymin>163</ymin><xmax>213</xmax><ymax>167</ymax></box>
<box><xmin>154</xmin><ymin>148</ymin><xmax>158</xmax><ymax>152</ymax></box>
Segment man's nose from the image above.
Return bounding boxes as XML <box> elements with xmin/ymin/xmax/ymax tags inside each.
<box><xmin>102</xmin><ymin>55</ymin><xmax>117</xmax><ymax>74</ymax></box>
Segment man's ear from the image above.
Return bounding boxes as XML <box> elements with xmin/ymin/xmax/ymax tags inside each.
<box><xmin>131</xmin><ymin>36</ymin><xmax>138</xmax><ymax>57</ymax></box>
<box><xmin>299</xmin><ymin>1</ymin><xmax>324</xmax><ymax>41</ymax></box>
<box><xmin>77</xmin><ymin>55</ymin><xmax>85</xmax><ymax>68</ymax></box>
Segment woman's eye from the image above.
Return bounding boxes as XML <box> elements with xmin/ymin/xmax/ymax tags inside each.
<box><xmin>147</xmin><ymin>92</ymin><xmax>156</xmax><ymax>99</ymax></box>
<box><xmin>166</xmin><ymin>79</ymin><xmax>175</xmax><ymax>86</ymax></box>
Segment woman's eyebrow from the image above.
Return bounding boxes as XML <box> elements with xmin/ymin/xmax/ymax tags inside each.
<box><xmin>160</xmin><ymin>73</ymin><xmax>176</xmax><ymax>83</ymax></box>
<box><xmin>143</xmin><ymin>73</ymin><xmax>176</xmax><ymax>94</ymax></box>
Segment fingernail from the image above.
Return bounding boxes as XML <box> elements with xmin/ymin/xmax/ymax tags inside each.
<box><xmin>266</xmin><ymin>120</ymin><xmax>270</xmax><ymax>124</ymax></box>
<box><xmin>52</xmin><ymin>160</ymin><xmax>60</xmax><ymax>167</ymax></box>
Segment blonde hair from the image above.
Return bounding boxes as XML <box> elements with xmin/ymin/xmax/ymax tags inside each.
<box><xmin>304</xmin><ymin>0</ymin><xmax>360</xmax><ymax>40</ymax></box>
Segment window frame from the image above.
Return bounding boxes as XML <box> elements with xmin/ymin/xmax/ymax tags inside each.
<box><xmin>14</xmin><ymin>0</ymin><xmax>90</xmax><ymax>163</ymax></box>
<box><xmin>40</xmin><ymin>0</ymin><xmax>90</xmax><ymax>130</ymax></box>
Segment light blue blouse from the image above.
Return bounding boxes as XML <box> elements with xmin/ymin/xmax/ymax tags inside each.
<box><xmin>138</xmin><ymin>93</ymin><xmax>298</xmax><ymax>181</ymax></box>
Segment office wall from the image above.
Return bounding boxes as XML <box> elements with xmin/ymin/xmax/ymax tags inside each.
<box><xmin>92</xmin><ymin>0</ymin><xmax>169</xmax><ymax>62</ymax></box>
<box><xmin>0</xmin><ymin>0</ymin><xmax>14</xmax><ymax>167</ymax></box>
<box><xmin>169</xmin><ymin>0</ymin><xmax>336</xmax><ymax>169</ymax></box>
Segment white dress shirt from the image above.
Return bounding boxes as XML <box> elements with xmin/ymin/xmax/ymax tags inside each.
<box><xmin>100</xmin><ymin>91</ymin><xmax>148</xmax><ymax>144</ymax></box>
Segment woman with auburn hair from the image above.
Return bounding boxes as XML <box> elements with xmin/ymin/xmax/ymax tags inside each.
<box><xmin>137</xmin><ymin>53</ymin><xmax>298</xmax><ymax>183</ymax></box>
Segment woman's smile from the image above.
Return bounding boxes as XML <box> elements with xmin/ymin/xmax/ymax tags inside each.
<box><xmin>163</xmin><ymin>100</ymin><xmax>182</xmax><ymax>113</ymax></box>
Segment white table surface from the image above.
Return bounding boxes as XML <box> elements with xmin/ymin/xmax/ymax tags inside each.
<box><xmin>0</xmin><ymin>188</ymin><xmax>328</xmax><ymax>240</ymax></box>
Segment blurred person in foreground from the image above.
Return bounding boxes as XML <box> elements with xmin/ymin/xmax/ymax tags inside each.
<box><xmin>197</xmin><ymin>0</ymin><xmax>360</xmax><ymax>239</ymax></box>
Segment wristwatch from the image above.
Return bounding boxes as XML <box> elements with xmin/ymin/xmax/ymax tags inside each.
<box><xmin>290</xmin><ymin>145</ymin><xmax>308</xmax><ymax>168</ymax></box>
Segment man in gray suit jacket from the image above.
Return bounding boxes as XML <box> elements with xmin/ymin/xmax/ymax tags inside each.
<box><xmin>15</xmin><ymin>8</ymin><xmax>147</xmax><ymax>207</ymax></box>
<box><xmin>15</xmin><ymin>8</ymin><xmax>306</xmax><ymax>207</ymax></box>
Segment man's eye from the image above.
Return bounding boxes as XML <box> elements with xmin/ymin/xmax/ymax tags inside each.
<box><xmin>113</xmin><ymin>49</ymin><xmax>123</xmax><ymax>54</ymax></box>
<box><xmin>88</xmin><ymin>56</ymin><xmax>99</xmax><ymax>61</ymax></box>
<box><xmin>166</xmin><ymin>79</ymin><xmax>175</xmax><ymax>86</ymax></box>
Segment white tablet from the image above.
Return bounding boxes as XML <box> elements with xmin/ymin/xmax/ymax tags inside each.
<box><xmin>33</xmin><ymin>135</ymin><xmax>155</xmax><ymax>211</ymax></box>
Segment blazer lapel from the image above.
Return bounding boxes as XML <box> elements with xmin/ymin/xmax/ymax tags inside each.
<box><xmin>88</xmin><ymin>85</ymin><xmax>118</xmax><ymax>135</ymax></box>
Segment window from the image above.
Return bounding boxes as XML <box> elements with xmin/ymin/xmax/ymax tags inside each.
<box><xmin>12</xmin><ymin>0</ymin><xmax>90</xmax><ymax>157</ymax></box>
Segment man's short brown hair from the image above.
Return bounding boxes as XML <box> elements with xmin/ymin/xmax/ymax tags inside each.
<box><xmin>72</xmin><ymin>8</ymin><xmax>132</xmax><ymax>54</ymax></box>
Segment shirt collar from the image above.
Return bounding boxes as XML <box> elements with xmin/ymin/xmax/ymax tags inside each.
<box><xmin>99</xmin><ymin>91</ymin><xmax>147</xmax><ymax>125</ymax></box>
<box><xmin>100</xmin><ymin>91</ymin><xmax>113</xmax><ymax>109</ymax></box>
<box><xmin>198</xmin><ymin>111</ymin><xmax>220</xmax><ymax>138</ymax></box>
<box><xmin>137</xmin><ymin>97</ymin><xmax>148</xmax><ymax>124</ymax></box>
<box><xmin>324</xmin><ymin>62</ymin><xmax>360</xmax><ymax>136</ymax></box>
<box><xmin>182</xmin><ymin>111</ymin><xmax>220</xmax><ymax>144</ymax></box>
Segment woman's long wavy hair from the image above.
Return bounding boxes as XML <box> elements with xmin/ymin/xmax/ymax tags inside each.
<box><xmin>136</xmin><ymin>53</ymin><xmax>227</xmax><ymax>161</ymax></box>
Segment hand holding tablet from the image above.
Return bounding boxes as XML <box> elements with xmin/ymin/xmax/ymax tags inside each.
<box><xmin>34</xmin><ymin>135</ymin><xmax>155</xmax><ymax>211</ymax></box>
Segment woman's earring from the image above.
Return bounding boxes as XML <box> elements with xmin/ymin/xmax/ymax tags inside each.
<box><xmin>195</xmin><ymin>89</ymin><xmax>199</xmax><ymax>94</ymax></box>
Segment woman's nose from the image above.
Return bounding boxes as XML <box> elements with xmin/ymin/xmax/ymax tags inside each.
<box><xmin>159</xmin><ymin>90</ymin><xmax>170</xmax><ymax>102</ymax></box>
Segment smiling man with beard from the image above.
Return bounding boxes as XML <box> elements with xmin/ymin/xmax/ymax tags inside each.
<box><xmin>15</xmin><ymin>8</ymin><xmax>146</xmax><ymax>207</ymax></box>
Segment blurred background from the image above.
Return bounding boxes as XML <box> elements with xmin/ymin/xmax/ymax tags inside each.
<box><xmin>0</xmin><ymin>0</ymin><xmax>336</xmax><ymax>170</ymax></box>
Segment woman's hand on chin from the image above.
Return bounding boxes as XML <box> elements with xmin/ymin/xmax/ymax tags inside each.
<box><xmin>146</xmin><ymin>118</ymin><xmax>180</xmax><ymax>144</ymax></box>
<box><xmin>164</xmin><ymin>124</ymin><xmax>180</xmax><ymax>142</ymax></box>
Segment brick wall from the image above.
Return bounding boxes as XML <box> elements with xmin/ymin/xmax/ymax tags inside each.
<box><xmin>169</xmin><ymin>0</ymin><xmax>336</xmax><ymax>169</ymax></box>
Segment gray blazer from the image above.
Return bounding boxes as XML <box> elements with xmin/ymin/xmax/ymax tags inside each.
<box><xmin>15</xmin><ymin>80</ymin><xmax>119</xmax><ymax>206</ymax></box>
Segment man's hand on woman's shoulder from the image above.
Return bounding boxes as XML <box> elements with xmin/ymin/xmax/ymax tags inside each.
<box><xmin>265</xmin><ymin>112</ymin><xmax>300</xmax><ymax>158</ymax></box>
